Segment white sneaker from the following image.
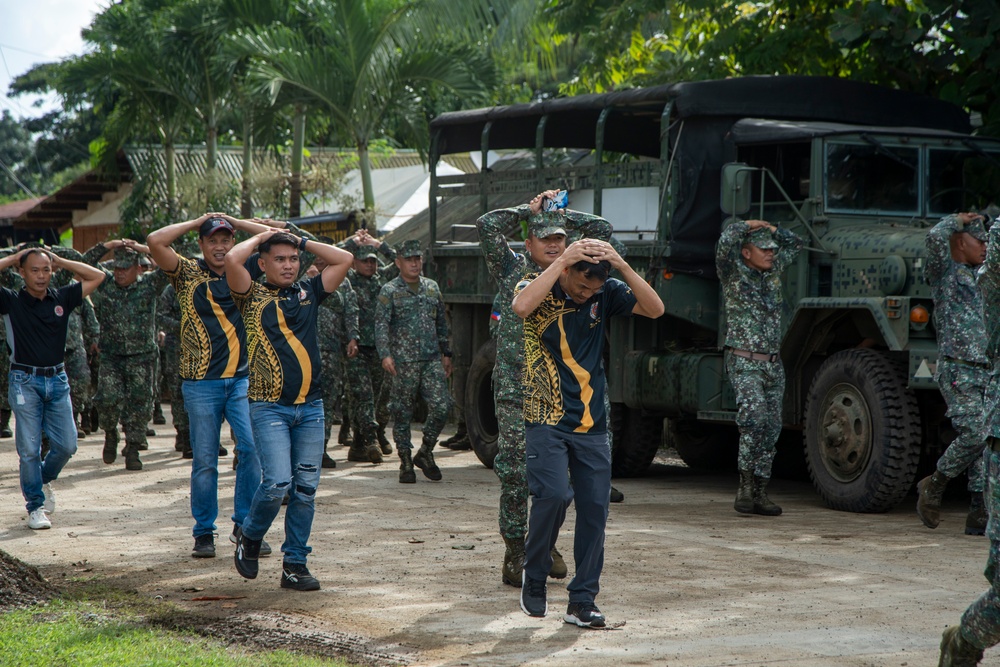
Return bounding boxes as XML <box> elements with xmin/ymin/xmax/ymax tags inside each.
<box><xmin>27</xmin><ymin>509</ymin><xmax>51</xmax><ymax>530</ymax></box>
<box><xmin>42</xmin><ymin>483</ymin><xmax>55</xmax><ymax>514</ymax></box>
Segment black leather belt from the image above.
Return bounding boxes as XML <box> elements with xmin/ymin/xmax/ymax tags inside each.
<box><xmin>727</xmin><ymin>348</ymin><xmax>779</xmax><ymax>363</ymax></box>
<box><xmin>11</xmin><ymin>363</ymin><xmax>65</xmax><ymax>377</ymax></box>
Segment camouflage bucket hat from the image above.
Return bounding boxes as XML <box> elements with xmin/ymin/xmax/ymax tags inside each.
<box><xmin>964</xmin><ymin>217</ymin><xmax>988</xmax><ymax>242</ymax></box>
<box><xmin>112</xmin><ymin>248</ymin><xmax>141</xmax><ymax>269</ymax></box>
<box><xmin>394</xmin><ymin>239</ymin><xmax>423</xmax><ymax>258</ymax></box>
<box><xmin>352</xmin><ymin>246</ymin><xmax>379</xmax><ymax>260</ymax></box>
<box><xmin>526</xmin><ymin>212</ymin><xmax>567</xmax><ymax>239</ymax></box>
<box><xmin>747</xmin><ymin>227</ymin><xmax>778</xmax><ymax>250</ymax></box>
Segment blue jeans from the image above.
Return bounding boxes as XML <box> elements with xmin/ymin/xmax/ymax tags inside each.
<box><xmin>9</xmin><ymin>370</ymin><xmax>77</xmax><ymax>512</ymax></box>
<box><xmin>524</xmin><ymin>424</ymin><xmax>611</xmax><ymax>604</ymax></box>
<box><xmin>182</xmin><ymin>377</ymin><xmax>260</xmax><ymax>538</ymax></box>
<box><xmin>243</xmin><ymin>399</ymin><xmax>324</xmax><ymax>564</ymax></box>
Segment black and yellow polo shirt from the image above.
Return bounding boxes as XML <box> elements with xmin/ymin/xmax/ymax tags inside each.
<box><xmin>232</xmin><ymin>274</ymin><xmax>330</xmax><ymax>405</ymax></box>
<box><xmin>515</xmin><ymin>275</ymin><xmax>636</xmax><ymax>434</ymax></box>
<box><xmin>165</xmin><ymin>256</ymin><xmax>260</xmax><ymax>381</ymax></box>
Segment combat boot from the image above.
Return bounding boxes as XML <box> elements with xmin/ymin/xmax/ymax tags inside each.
<box><xmin>377</xmin><ymin>431</ymin><xmax>393</xmax><ymax>455</ymax></box>
<box><xmin>366</xmin><ymin>441</ymin><xmax>383</xmax><ymax>464</ymax></box>
<box><xmin>939</xmin><ymin>625</ymin><xmax>984</xmax><ymax>666</ymax></box>
<box><xmin>966</xmin><ymin>493</ymin><xmax>988</xmax><ymax>536</ymax></box>
<box><xmin>413</xmin><ymin>440</ymin><xmax>443</xmax><ymax>481</ymax></box>
<box><xmin>752</xmin><ymin>475</ymin><xmax>782</xmax><ymax>516</ymax></box>
<box><xmin>549</xmin><ymin>547</ymin><xmax>568</xmax><ymax>579</ymax></box>
<box><xmin>0</xmin><ymin>408</ymin><xmax>12</xmax><ymax>438</ymax></box>
<box><xmin>103</xmin><ymin>428</ymin><xmax>119</xmax><ymax>464</ymax></box>
<box><xmin>917</xmin><ymin>470</ymin><xmax>950</xmax><ymax>529</ymax></box>
<box><xmin>174</xmin><ymin>429</ymin><xmax>186</xmax><ymax>452</ymax></box>
<box><xmin>78</xmin><ymin>410</ymin><xmax>91</xmax><ymax>435</ymax></box>
<box><xmin>152</xmin><ymin>402</ymin><xmax>166</xmax><ymax>425</ymax></box>
<box><xmin>398</xmin><ymin>449</ymin><xmax>416</xmax><ymax>484</ymax></box>
<box><xmin>337</xmin><ymin>421</ymin><xmax>353</xmax><ymax>448</ymax></box>
<box><xmin>124</xmin><ymin>444</ymin><xmax>143</xmax><ymax>471</ymax></box>
<box><xmin>501</xmin><ymin>536</ymin><xmax>526</xmax><ymax>587</ymax></box>
<box><xmin>441</xmin><ymin>422</ymin><xmax>471</xmax><ymax>450</ymax></box>
<box><xmin>734</xmin><ymin>470</ymin><xmax>754</xmax><ymax>514</ymax></box>
<box><xmin>347</xmin><ymin>444</ymin><xmax>370</xmax><ymax>462</ymax></box>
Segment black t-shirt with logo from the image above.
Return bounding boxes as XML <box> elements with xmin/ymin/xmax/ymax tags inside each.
<box><xmin>0</xmin><ymin>283</ymin><xmax>83</xmax><ymax>367</ymax></box>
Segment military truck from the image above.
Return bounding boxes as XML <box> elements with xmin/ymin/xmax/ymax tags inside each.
<box><xmin>413</xmin><ymin>76</ymin><xmax>1000</xmax><ymax>513</ymax></box>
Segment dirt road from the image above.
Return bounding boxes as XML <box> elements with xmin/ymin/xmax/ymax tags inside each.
<box><xmin>0</xmin><ymin>421</ymin><xmax>992</xmax><ymax>666</ymax></box>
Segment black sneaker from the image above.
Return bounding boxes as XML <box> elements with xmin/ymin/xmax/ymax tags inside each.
<box><xmin>192</xmin><ymin>534</ymin><xmax>215</xmax><ymax>558</ymax></box>
<box><xmin>610</xmin><ymin>486</ymin><xmax>625</xmax><ymax>503</ymax></box>
<box><xmin>234</xmin><ymin>532</ymin><xmax>262</xmax><ymax>579</ymax></box>
<box><xmin>564</xmin><ymin>601</ymin><xmax>606</xmax><ymax>628</ymax></box>
<box><xmin>520</xmin><ymin>571</ymin><xmax>547</xmax><ymax>617</ymax></box>
<box><xmin>280</xmin><ymin>562</ymin><xmax>321</xmax><ymax>591</ymax></box>
<box><xmin>229</xmin><ymin>525</ymin><xmax>272</xmax><ymax>557</ymax></box>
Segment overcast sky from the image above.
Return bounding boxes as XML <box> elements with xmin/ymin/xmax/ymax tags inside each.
<box><xmin>0</xmin><ymin>0</ymin><xmax>107</xmax><ymax>119</ymax></box>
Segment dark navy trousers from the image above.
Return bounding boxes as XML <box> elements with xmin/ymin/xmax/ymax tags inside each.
<box><xmin>523</xmin><ymin>424</ymin><xmax>612</xmax><ymax>604</ymax></box>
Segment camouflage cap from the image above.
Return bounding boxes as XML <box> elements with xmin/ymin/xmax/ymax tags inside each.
<box><xmin>747</xmin><ymin>227</ymin><xmax>778</xmax><ymax>250</ymax></box>
<box><xmin>137</xmin><ymin>254</ymin><xmax>151</xmax><ymax>267</ymax></box>
<box><xmin>962</xmin><ymin>217</ymin><xmax>989</xmax><ymax>242</ymax></box>
<box><xmin>352</xmin><ymin>245</ymin><xmax>379</xmax><ymax>261</ymax></box>
<box><xmin>526</xmin><ymin>212</ymin><xmax>567</xmax><ymax>239</ymax></box>
<box><xmin>394</xmin><ymin>239</ymin><xmax>423</xmax><ymax>258</ymax></box>
<box><xmin>112</xmin><ymin>247</ymin><xmax>141</xmax><ymax>269</ymax></box>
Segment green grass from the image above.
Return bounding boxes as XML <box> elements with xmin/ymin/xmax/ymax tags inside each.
<box><xmin>0</xmin><ymin>597</ymin><xmax>356</xmax><ymax>667</ymax></box>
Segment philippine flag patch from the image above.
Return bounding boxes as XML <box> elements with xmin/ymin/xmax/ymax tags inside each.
<box><xmin>490</xmin><ymin>310</ymin><xmax>501</xmax><ymax>322</ymax></box>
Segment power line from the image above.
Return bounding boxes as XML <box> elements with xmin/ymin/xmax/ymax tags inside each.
<box><xmin>0</xmin><ymin>155</ymin><xmax>38</xmax><ymax>199</ymax></box>
<box><xmin>0</xmin><ymin>42</ymin><xmax>52</xmax><ymax>59</ymax></box>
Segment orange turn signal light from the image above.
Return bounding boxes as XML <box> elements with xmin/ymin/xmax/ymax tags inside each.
<box><xmin>662</xmin><ymin>270</ymin><xmax>674</xmax><ymax>280</ymax></box>
<box><xmin>910</xmin><ymin>305</ymin><xmax>930</xmax><ymax>324</ymax></box>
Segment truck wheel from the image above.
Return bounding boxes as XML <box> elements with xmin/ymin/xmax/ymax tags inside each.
<box><xmin>804</xmin><ymin>348</ymin><xmax>920</xmax><ymax>513</ymax></box>
<box><xmin>465</xmin><ymin>339</ymin><xmax>499</xmax><ymax>469</ymax></box>
<box><xmin>668</xmin><ymin>420</ymin><xmax>737</xmax><ymax>472</ymax></box>
<box><xmin>611</xmin><ymin>403</ymin><xmax>663</xmax><ymax>477</ymax></box>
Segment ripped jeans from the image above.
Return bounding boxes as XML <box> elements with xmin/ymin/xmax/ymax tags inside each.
<box><xmin>243</xmin><ymin>399</ymin><xmax>324</xmax><ymax>564</ymax></box>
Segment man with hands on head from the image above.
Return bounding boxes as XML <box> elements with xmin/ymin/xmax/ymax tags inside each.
<box><xmin>0</xmin><ymin>245</ymin><xmax>105</xmax><ymax>530</ymax></box>
<box><xmin>227</xmin><ymin>229</ymin><xmax>353</xmax><ymax>591</ymax></box>
<box><xmin>146</xmin><ymin>212</ymin><xmax>291</xmax><ymax>558</ymax></box>
<box><xmin>512</xmin><ymin>237</ymin><xmax>663</xmax><ymax>628</ymax></box>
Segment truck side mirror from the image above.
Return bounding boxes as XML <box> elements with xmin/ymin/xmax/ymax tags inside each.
<box><xmin>721</xmin><ymin>163</ymin><xmax>752</xmax><ymax>216</ymax></box>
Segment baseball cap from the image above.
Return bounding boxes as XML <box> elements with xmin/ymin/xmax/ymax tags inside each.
<box><xmin>963</xmin><ymin>217</ymin><xmax>988</xmax><ymax>242</ymax></box>
<box><xmin>353</xmin><ymin>246</ymin><xmax>379</xmax><ymax>261</ymax></box>
<box><xmin>747</xmin><ymin>228</ymin><xmax>778</xmax><ymax>249</ymax></box>
<box><xmin>394</xmin><ymin>239</ymin><xmax>423</xmax><ymax>258</ymax></box>
<box><xmin>526</xmin><ymin>212</ymin><xmax>567</xmax><ymax>239</ymax></box>
<box><xmin>112</xmin><ymin>248</ymin><xmax>140</xmax><ymax>269</ymax></box>
<box><xmin>199</xmin><ymin>217</ymin><xmax>235</xmax><ymax>238</ymax></box>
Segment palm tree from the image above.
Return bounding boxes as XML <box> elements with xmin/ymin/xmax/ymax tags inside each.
<box><xmin>234</xmin><ymin>0</ymin><xmax>502</xmax><ymax>214</ymax></box>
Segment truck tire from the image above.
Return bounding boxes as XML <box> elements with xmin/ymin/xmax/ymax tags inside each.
<box><xmin>611</xmin><ymin>403</ymin><xmax>663</xmax><ymax>477</ymax></box>
<box><xmin>668</xmin><ymin>420</ymin><xmax>737</xmax><ymax>472</ymax></box>
<box><xmin>804</xmin><ymin>348</ymin><xmax>921</xmax><ymax>513</ymax></box>
<box><xmin>465</xmin><ymin>339</ymin><xmax>499</xmax><ymax>469</ymax></box>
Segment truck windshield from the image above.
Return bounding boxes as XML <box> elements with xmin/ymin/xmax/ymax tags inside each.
<box><xmin>825</xmin><ymin>141</ymin><xmax>919</xmax><ymax>214</ymax></box>
<box><xmin>927</xmin><ymin>144</ymin><xmax>1000</xmax><ymax>215</ymax></box>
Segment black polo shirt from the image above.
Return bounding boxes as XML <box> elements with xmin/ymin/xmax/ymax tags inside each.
<box><xmin>0</xmin><ymin>283</ymin><xmax>83</xmax><ymax>367</ymax></box>
<box><xmin>516</xmin><ymin>276</ymin><xmax>636</xmax><ymax>434</ymax></box>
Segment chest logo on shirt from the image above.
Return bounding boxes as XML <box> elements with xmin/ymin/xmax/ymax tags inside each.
<box><xmin>589</xmin><ymin>303</ymin><xmax>599</xmax><ymax>320</ymax></box>
<box><xmin>54</xmin><ymin>306</ymin><xmax>64</xmax><ymax>317</ymax></box>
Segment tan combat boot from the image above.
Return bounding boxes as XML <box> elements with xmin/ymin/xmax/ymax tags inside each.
<box><xmin>549</xmin><ymin>547</ymin><xmax>568</xmax><ymax>579</ymax></box>
<box><xmin>939</xmin><ymin>625</ymin><xmax>983</xmax><ymax>666</ymax></box>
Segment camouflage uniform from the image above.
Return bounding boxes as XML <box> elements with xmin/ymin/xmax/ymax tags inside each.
<box><xmin>476</xmin><ymin>206</ymin><xmax>613</xmax><ymax>542</ymax></box>
<box><xmin>318</xmin><ymin>279</ymin><xmax>359</xmax><ymax>444</ymax></box>
<box><xmin>64</xmin><ymin>297</ymin><xmax>99</xmax><ymax>428</ymax></box>
<box><xmin>157</xmin><ymin>283</ymin><xmax>188</xmax><ymax>448</ymax></box>
<box><xmin>342</xmin><ymin>239</ymin><xmax>397</xmax><ymax>456</ymax></box>
<box><xmin>926</xmin><ymin>214</ymin><xmax>990</xmax><ymax>492</ymax></box>
<box><xmin>948</xmin><ymin>221</ymin><xmax>1000</xmax><ymax>657</ymax></box>
<box><xmin>375</xmin><ymin>242</ymin><xmax>452</xmax><ymax>461</ymax></box>
<box><xmin>86</xmin><ymin>245</ymin><xmax>169</xmax><ymax>466</ymax></box>
<box><xmin>716</xmin><ymin>221</ymin><xmax>803</xmax><ymax>510</ymax></box>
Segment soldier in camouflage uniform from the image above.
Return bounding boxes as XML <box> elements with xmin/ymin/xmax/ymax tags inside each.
<box><xmin>342</xmin><ymin>231</ymin><xmax>397</xmax><ymax>464</ymax></box>
<box><xmin>85</xmin><ymin>241</ymin><xmax>169</xmax><ymax>470</ymax></box>
<box><xmin>916</xmin><ymin>213</ymin><xmax>991</xmax><ymax>536</ymax></box>
<box><xmin>938</xmin><ymin>215</ymin><xmax>1000</xmax><ymax>665</ymax></box>
<box><xmin>306</xmin><ymin>262</ymin><xmax>359</xmax><ymax>469</ymax></box>
<box><xmin>64</xmin><ymin>296</ymin><xmax>99</xmax><ymax>435</ymax></box>
<box><xmin>716</xmin><ymin>219</ymin><xmax>803</xmax><ymax>516</ymax></box>
<box><xmin>158</xmin><ymin>283</ymin><xmax>189</xmax><ymax>456</ymax></box>
<box><xmin>476</xmin><ymin>191</ymin><xmax>617</xmax><ymax>586</ymax></box>
<box><xmin>376</xmin><ymin>239</ymin><xmax>452</xmax><ymax>483</ymax></box>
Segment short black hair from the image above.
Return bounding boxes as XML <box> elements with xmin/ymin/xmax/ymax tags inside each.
<box><xmin>570</xmin><ymin>259</ymin><xmax>611</xmax><ymax>282</ymax></box>
<box><xmin>259</xmin><ymin>232</ymin><xmax>299</xmax><ymax>254</ymax></box>
<box><xmin>19</xmin><ymin>248</ymin><xmax>49</xmax><ymax>267</ymax></box>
